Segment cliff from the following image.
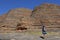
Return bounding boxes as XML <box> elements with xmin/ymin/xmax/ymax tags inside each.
<box><xmin>0</xmin><ymin>3</ymin><xmax>60</xmax><ymax>32</ymax></box>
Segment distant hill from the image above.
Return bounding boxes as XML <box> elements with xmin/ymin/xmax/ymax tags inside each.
<box><xmin>0</xmin><ymin>3</ymin><xmax>60</xmax><ymax>32</ymax></box>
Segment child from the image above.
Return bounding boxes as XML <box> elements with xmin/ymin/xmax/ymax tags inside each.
<box><xmin>40</xmin><ymin>25</ymin><xmax>47</xmax><ymax>39</ymax></box>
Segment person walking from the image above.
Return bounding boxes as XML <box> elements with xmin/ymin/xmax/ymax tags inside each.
<box><xmin>40</xmin><ymin>25</ymin><xmax>47</xmax><ymax>39</ymax></box>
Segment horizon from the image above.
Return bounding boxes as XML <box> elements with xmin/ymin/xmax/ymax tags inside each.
<box><xmin>0</xmin><ymin>0</ymin><xmax>60</xmax><ymax>15</ymax></box>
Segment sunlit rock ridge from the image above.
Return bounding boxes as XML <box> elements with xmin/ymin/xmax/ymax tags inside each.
<box><xmin>0</xmin><ymin>3</ymin><xmax>60</xmax><ymax>32</ymax></box>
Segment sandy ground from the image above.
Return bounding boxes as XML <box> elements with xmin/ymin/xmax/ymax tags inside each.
<box><xmin>0</xmin><ymin>32</ymin><xmax>60</xmax><ymax>40</ymax></box>
<box><xmin>0</xmin><ymin>27</ymin><xmax>60</xmax><ymax>40</ymax></box>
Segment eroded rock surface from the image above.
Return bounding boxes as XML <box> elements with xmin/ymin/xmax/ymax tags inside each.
<box><xmin>0</xmin><ymin>3</ymin><xmax>60</xmax><ymax>32</ymax></box>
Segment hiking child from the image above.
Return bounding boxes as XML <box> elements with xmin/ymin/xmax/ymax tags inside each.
<box><xmin>40</xmin><ymin>25</ymin><xmax>47</xmax><ymax>39</ymax></box>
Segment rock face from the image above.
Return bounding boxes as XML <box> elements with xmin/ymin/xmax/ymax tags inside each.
<box><xmin>32</xmin><ymin>3</ymin><xmax>60</xmax><ymax>27</ymax></box>
<box><xmin>0</xmin><ymin>3</ymin><xmax>60</xmax><ymax>31</ymax></box>
<box><xmin>0</xmin><ymin>14</ymin><xmax>8</xmax><ymax>26</ymax></box>
<box><xmin>1</xmin><ymin>8</ymin><xmax>32</xmax><ymax>28</ymax></box>
<box><xmin>31</xmin><ymin>3</ymin><xmax>60</xmax><ymax>31</ymax></box>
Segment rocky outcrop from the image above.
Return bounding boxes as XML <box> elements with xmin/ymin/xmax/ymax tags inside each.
<box><xmin>31</xmin><ymin>3</ymin><xmax>60</xmax><ymax>31</ymax></box>
<box><xmin>0</xmin><ymin>3</ymin><xmax>60</xmax><ymax>32</ymax></box>
<box><xmin>31</xmin><ymin>3</ymin><xmax>60</xmax><ymax>28</ymax></box>
<box><xmin>1</xmin><ymin>8</ymin><xmax>32</xmax><ymax>28</ymax></box>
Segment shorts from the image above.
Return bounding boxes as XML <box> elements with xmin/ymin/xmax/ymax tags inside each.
<box><xmin>42</xmin><ymin>31</ymin><xmax>47</xmax><ymax>34</ymax></box>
